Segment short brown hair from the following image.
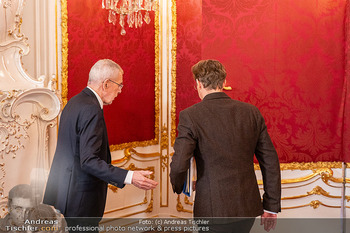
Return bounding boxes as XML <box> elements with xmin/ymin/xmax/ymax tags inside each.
<box><xmin>191</xmin><ymin>59</ymin><xmax>226</xmax><ymax>90</ymax></box>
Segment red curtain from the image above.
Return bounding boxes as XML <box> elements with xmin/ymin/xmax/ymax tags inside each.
<box><xmin>176</xmin><ymin>0</ymin><xmax>348</xmax><ymax>163</ymax></box>
<box><xmin>67</xmin><ymin>0</ymin><xmax>156</xmax><ymax>146</ymax></box>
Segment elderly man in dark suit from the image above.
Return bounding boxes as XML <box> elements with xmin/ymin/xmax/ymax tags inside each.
<box><xmin>43</xmin><ymin>59</ymin><xmax>158</xmax><ymax>232</ymax></box>
<box><xmin>170</xmin><ymin>59</ymin><xmax>281</xmax><ymax>233</ymax></box>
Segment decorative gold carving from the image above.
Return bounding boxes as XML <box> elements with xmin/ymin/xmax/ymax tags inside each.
<box><xmin>145</xmin><ymin>197</ymin><xmax>153</xmax><ymax>213</ymax></box>
<box><xmin>160</xmin><ymin>124</ymin><xmax>168</xmax><ymax>150</ymax></box>
<box><xmin>108</xmin><ymin>184</ymin><xmax>118</xmax><ymax>193</ymax></box>
<box><xmin>184</xmin><ymin>196</ymin><xmax>193</xmax><ymax>206</ymax></box>
<box><xmin>153</xmin><ymin>3</ymin><xmax>160</xmax><ymax>150</ymax></box>
<box><xmin>176</xmin><ymin>195</ymin><xmax>192</xmax><ymax>213</ymax></box>
<box><xmin>258</xmin><ymin>168</ymin><xmax>349</xmax><ymax>186</ymax></box>
<box><xmin>3</xmin><ymin>0</ymin><xmax>25</xmax><ymax>39</ymax></box>
<box><xmin>170</xmin><ymin>0</ymin><xmax>177</xmax><ymax>147</ymax></box>
<box><xmin>160</xmin><ymin>154</ymin><xmax>168</xmax><ymax>172</ymax></box>
<box><xmin>255</xmin><ymin>162</ymin><xmax>343</xmax><ymax>171</ymax></box>
<box><xmin>282</xmin><ymin>200</ymin><xmax>350</xmax><ymax>210</ymax></box>
<box><xmin>281</xmin><ymin>186</ymin><xmax>349</xmax><ymax>201</ymax></box>
<box><xmin>61</xmin><ymin>0</ymin><xmax>69</xmax><ymax>107</ymax></box>
<box><xmin>0</xmin><ymin>198</ymin><xmax>8</xmax><ymax>218</ymax></box>
<box><xmin>106</xmin><ymin>164</ymin><xmax>155</xmax><ymax>216</ymax></box>
<box><xmin>111</xmin><ymin>147</ymin><xmax>160</xmax><ymax>165</ymax></box>
<box><xmin>160</xmin><ymin>124</ymin><xmax>169</xmax><ymax>171</ymax></box>
<box><xmin>0</xmin><ymin>90</ymin><xmax>30</xmax><ymax>158</ymax></box>
<box><xmin>307</xmin><ymin>186</ymin><xmax>330</xmax><ymax>196</ymax></box>
<box><xmin>0</xmin><ymin>122</ymin><xmax>28</xmax><ymax>158</ymax></box>
<box><xmin>109</xmin><ymin>139</ymin><xmax>158</xmax><ymax>152</ymax></box>
<box><xmin>61</xmin><ymin>0</ymin><xmax>160</xmax><ymax>151</ymax></box>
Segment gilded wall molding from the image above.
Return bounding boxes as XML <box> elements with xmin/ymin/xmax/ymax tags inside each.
<box><xmin>111</xmin><ymin>147</ymin><xmax>160</xmax><ymax>166</ymax></box>
<box><xmin>60</xmin><ymin>0</ymin><xmax>68</xmax><ymax>106</ymax></box>
<box><xmin>176</xmin><ymin>195</ymin><xmax>192</xmax><ymax>213</ymax></box>
<box><xmin>257</xmin><ymin>168</ymin><xmax>349</xmax><ymax>185</ymax></box>
<box><xmin>160</xmin><ymin>124</ymin><xmax>168</xmax><ymax>150</ymax></box>
<box><xmin>160</xmin><ymin>124</ymin><xmax>169</xmax><ymax>171</ymax></box>
<box><xmin>255</xmin><ymin>161</ymin><xmax>343</xmax><ymax>171</ymax></box>
<box><xmin>282</xmin><ymin>200</ymin><xmax>349</xmax><ymax>210</ymax></box>
<box><xmin>106</xmin><ymin>164</ymin><xmax>154</xmax><ymax>217</ymax></box>
<box><xmin>170</xmin><ymin>0</ymin><xmax>177</xmax><ymax>147</ymax></box>
<box><xmin>281</xmin><ymin>185</ymin><xmax>349</xmax><ymax>201</ymax></box>
<box><xmin>183</xmin><ymin>196</ymin><xmax>193</xmax><ymax>206</ymax></box>
<box><xmin>61</xmin><ymin>0</ymin><xmax>161</xmax><ymax>151</ymax></box>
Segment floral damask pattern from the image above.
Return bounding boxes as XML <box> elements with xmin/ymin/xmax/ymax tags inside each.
<box><xmin>175</xmin><ymin>0</ymin><xmax>202</xmax><ymax>127</ymax></box>
<box><xmin>176</xmin><ymin>0</ymin><xmax>347</xmax><ymax>162</ymax></box>
<box><xmin>67</xmin><ymin>0</ymin><xmax>156</xmax><ymax>146</ymax></box>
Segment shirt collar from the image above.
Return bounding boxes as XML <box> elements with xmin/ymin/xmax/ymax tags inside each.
<box><xmin>87</xmin><ymin>86</ymin><xmax>103</xmax><ymax>109</ymax></box>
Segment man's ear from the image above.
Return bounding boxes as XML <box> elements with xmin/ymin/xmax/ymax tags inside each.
<box><xmin>196</xmin><ymin>79</ymin><xmax>202</xmax><ymax>89</ymax></box>
<box><xmin>102</xmin><ymin>79</ymin><xmax>108</xmax><ymax>90</ymax></box>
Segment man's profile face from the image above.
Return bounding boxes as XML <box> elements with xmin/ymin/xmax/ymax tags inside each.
<box><xmin>9</xmin><ymin>197</ymin><xmax>33</xmax><ymax>226</ymax></box>
<box><xmin>102</xmin><ymin>71</ymin><xmax>123</xmax><ymax>105</ymax></box>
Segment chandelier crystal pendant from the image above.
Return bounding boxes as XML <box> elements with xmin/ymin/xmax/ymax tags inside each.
<box><xmin>102</xmin><ymin>0</ymin><xmax>158</xmax><ymax>36</ymax></box>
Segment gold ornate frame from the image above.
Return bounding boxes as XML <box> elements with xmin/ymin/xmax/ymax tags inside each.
<box><xmin>60</xmin><ymin>0</ymin><xmax>160</xmax><ymax>151</ymax></box>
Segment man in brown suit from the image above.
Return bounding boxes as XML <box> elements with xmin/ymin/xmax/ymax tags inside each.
<box><xmin>170</xmin><ymin>60</ymin><xmax>281</xmax><ymax>233</ymax></box>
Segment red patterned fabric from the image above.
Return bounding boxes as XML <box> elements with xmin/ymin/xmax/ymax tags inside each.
<box><xmin>67</xmin><ymin>0</ymin><xmax>156</xmax><ymax>146</ymax></box>
<box><xmin>175</xmin><ymin>0</ymin><xmax>203</xmax><ymax>118</ymax></box>
<box><xmin>344</xmin><ymin>0</ymin><xmax>350</xmax><ymax>163</ymax></box>
<box><xmin>176</xmin><ymin>0</ymin><xmax>347</xmax><ymax>162</ymax></box>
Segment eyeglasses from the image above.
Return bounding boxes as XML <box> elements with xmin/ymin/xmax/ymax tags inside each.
<box><xmin>108</xmin><ymin>79</ymin><xmax>124</xmax><ymax>89</ymax></box>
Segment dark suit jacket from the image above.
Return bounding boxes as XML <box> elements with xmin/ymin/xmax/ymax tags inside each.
<box><xmin>43</xmin><ymin>88</ymin><xmax>128</xmax><ymax>218</ymax></box>
<box><xmin>170</xmin><ymin>92</ymin><xmax>281</xmax><ymax>217</ymax></box>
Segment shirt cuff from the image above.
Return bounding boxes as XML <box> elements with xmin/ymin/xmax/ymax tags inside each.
<box><xmin>264</xmin><ymin>210</ymin><xmax>277</xmax><ymax>215</ymax></box>
<box><xmin>124</xmin><ymin>170</ymin><xmax>134</xmax><ymax>184</ymax></box>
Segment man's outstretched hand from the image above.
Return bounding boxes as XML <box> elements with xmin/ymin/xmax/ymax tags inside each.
<box><xmin>132</xmin><ymin>171</ymin><xmax>158</xmax><ymax>190</ymax></box>
<box><xmin>260</xmin><ymin>211</ymin><xmax>277</xmax><ymax>232</ymax></box>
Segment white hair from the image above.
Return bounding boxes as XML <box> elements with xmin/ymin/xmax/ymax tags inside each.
<box><xmin>88</xmin><ymin>59</ymin><xmax>123</xmax><ymax>84</ymax></box>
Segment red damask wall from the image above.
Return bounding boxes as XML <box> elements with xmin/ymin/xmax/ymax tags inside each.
<box><xmin>176</xmin><ymin>0</ymin><xmax>349</xmax><ymax>162</ymax></box>
<box><xmin>67</xmin><ymin>0</ymin><xmax>156</xmax><ymax>147</ymax></box>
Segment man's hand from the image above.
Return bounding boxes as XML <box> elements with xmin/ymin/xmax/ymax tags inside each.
<box><xmin>132</xmin><ymin>171</ymin><xmax>158</xmax><ymax>190</ymax></box>
<box><xmin>260</xmin><ymin>211</ymin><xmax>277</xmax><ymax>232</ymax></box>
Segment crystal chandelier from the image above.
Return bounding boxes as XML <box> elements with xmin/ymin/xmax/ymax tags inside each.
<box><xmin>102</xmin><ymin>0</ymin><xmax>158</xmax><ymax>36</ymax></box>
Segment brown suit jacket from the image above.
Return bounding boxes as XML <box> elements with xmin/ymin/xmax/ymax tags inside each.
<box><xmin>170</xmin><ymin>92</ymin><xmax>281</xmax><ymax>217</ymax></box>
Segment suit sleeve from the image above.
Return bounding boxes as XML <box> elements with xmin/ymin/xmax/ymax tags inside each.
<box><xmin>254</xmin><ymin>109</ymin><xmax>281</xmax><ymax>213</ymax></box>
<box><xmin>170</xmin><ymin>110</ymin><xmax>197</xmax><ymax>194</ymax></box>
<box><xmin>79</xmin><ymin>107</ymin><xmax>128</xmax><ymax>188</ymax></box>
